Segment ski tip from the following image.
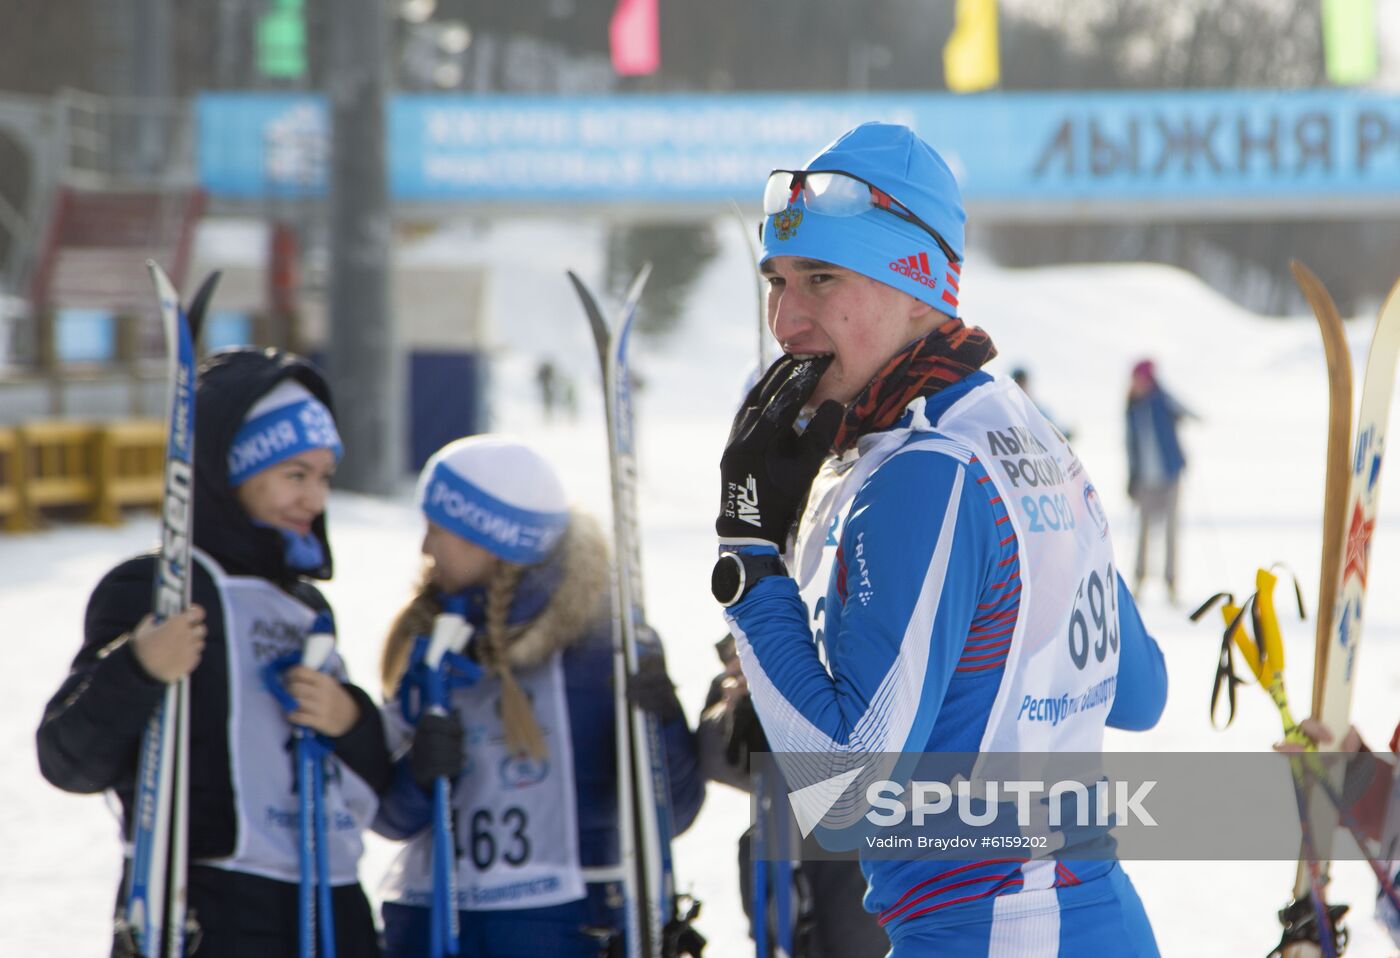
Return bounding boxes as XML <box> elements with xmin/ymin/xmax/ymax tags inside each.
<box><xmin>187</xmin><ymin>270</ymin><xmax>224</xmax><ymax>340</ymax></box>
<box><xmin>146</xmin><ymin>261</ymin><xmax>177</xmax><ymax>299</ymax></box>
<box><xmin>565</xmin><ymin>270</ymin><xmax>593</xmax><ymax>299</ymax></box>
<box><xmin>194</xmin><ymin>269</ymin><xmax>224</xmax><ymax>299</ymax></box>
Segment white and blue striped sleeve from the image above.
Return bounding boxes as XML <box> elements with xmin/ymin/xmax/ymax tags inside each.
<box><xmin>726</xmin><ymin>447</ymin><xmax>998</xmax><ymax>758</ymax></box>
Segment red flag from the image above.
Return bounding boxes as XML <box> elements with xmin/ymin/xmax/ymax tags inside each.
<box><xmin>609</xmin><ymin>0</ymin><xmax>659</xmax><ymax>76</ymax></box>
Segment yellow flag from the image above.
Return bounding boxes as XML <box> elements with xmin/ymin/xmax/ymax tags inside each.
<box><xmin>944</xmin><ymin>0</ymin><xmax>1000</xmax><ymax>93</ymax></box>
<box><xmin>1322</xmin><ymin>0</ymin><xmax>1378</xmax><ymax>86</ymax></box>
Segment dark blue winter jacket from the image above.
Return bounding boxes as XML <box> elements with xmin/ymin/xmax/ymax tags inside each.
<box><xmin>1126</xmin><ymin>387</ymin><xmax>1188</xmax><ymax>493</ymax></box>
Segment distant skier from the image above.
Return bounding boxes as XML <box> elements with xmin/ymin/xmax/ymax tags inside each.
<box><xmin>1125</xmin><ymin>358</ymin><xmax>1195</xmax><ymax>603</ymax></box>
<box><xmin>711</xmin><ymin>121</ymin><xmax>1168</xmax><ymax>956</ymax></box>
<box><xmin>36</xmin><ymin>348</ymin><xmax>390</xmax><ymax>957</ymax></box>
<box><xmin>372</xmin><ymin>434</ymin><xmax>703</xmax><ymax>958</ymax></box>
<box><xmin>536</xmin><ymin>359</ymin><xmax>561</xmax><ymax>420</ymax></box>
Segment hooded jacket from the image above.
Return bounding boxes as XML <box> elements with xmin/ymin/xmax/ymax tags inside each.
<box><xmin>36</xmin><ymin>348</ymin><xmax>390</xmax><ymax>865</ymax></box>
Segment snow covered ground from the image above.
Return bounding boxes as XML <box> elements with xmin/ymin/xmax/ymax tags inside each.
<box><xmin>8</xmin><ymin>217</ymin><xmax>1400</xmax><ymax>956</ymax></box>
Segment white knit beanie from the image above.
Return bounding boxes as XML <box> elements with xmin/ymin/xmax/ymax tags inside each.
<box><xmin>416</xmin><ymin>435</ymin><xmax>568</xmax><ymax>565</ymax></box>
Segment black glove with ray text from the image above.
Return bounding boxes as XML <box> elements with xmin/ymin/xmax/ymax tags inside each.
<box><xmin>717</xmin><ymin>354</ymin><xmax>843</xmax><ymax>548</ymax></box>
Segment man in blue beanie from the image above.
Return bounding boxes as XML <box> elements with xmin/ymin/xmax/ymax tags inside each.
<box><xmin>710</xmin><ymin>122</ymin><xmax>1169</xmax><ymax>956</ymax></box>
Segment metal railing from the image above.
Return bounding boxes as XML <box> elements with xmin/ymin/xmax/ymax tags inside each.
<box><xmin>53</xmin><ymin>88</ymin><xmax>196</xmax><ymax>190</ymax></box>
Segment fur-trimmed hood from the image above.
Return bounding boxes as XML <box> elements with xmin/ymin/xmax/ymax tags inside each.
<box><xmin>498</xmin><ymin>510</ymin><xmax>611</xmax><ymax>669</ymax></box>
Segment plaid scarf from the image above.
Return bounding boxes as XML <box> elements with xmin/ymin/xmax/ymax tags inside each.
<box><xmin>831</xmin><ymin>316</ymin><xmax>997</xmax><ymax>454</ymax></box>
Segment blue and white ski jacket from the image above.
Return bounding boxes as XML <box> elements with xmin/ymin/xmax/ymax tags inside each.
<box><xmin>726</xmin><ymin>372</ymin><xmax>1167</xmax><ymax>947</ymax></box>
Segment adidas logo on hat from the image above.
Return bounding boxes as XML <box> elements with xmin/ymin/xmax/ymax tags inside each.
<box><xmin>887</xmin><ymin>251</ymin><xmax>961</xmax><ymax>309</ymax></box>
<box><xmin>889</xmin><ymin>251</ymin><xmax>938</xmax><ymax>289</ymax></box>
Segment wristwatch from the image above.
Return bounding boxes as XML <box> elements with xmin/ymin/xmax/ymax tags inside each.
<box><xmin>711</xmin><ymin>551</ymin><xmax>788</xmax><ymax>607</ymax></box>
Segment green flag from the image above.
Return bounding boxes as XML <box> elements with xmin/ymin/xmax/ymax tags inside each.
<box><xmin>257</xmin><ymin>0</ymin><xmax>307</xmax><ymax>79</ymax></box>
<box><xmin>1322</xmin><ymin>0</ymin><xmax>1378</xmax><ymax>86</ymax></box>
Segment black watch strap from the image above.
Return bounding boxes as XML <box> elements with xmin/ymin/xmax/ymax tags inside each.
<box><xmin>712</xmin><ymin>551</ymin><xmax>788</xmax><ymax>607</ymax></box>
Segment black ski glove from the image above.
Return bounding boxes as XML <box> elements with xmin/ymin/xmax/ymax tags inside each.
<box><xmin>627</xmin><ymin>652</ymin><xmax>685</xmax><ymax>724</ymax></box>
<box><xmin>723</xmin><ymin>692</ymin><xmax>768</xmax><ymax>772</ymax></box>
<box><xmin>410</xmin><ymin>712</ymin><xmax>465</xmax><ymax>792</ymax></box>
<box><xmin>716</xmin><ymin>354</ymin><xmax>844</xmax><ymax>548</ymax></box>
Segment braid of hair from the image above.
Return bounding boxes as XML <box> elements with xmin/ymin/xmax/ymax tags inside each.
<box><xmin>380</xmin><ymin>568</ymin><xmax>443</xmax><ymax>697</ymax></box>
<box><xmin>484</xmin><ymin>558</ymin><xmax>548</xmax><ymax>760</ymax></box>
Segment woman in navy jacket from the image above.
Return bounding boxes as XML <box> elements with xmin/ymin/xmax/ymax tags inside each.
<box><xmin>37</xmin><ymin>347</ymin><xmax>390</xmax><ymax>957</ymax></box>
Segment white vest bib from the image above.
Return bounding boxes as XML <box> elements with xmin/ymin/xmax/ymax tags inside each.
<box><xmin>380</xmin><ymin>653</ymin><xmax>586</xmax><ymax>911</ymax></box>
<box><xmin>793</xmin><ymin>378</ymin><xmax>1122</xmax><ymax>757</ymax></box>
<box><xmin>195</xmin><ymin>549</ymin><xmax>378</xmax><ymax>885</ymax></box>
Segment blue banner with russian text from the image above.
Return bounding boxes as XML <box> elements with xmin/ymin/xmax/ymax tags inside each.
<box><xmin>197</xmin><ymin>90</ymin><xmax>1400</xmax><ymax>205</ymax></box>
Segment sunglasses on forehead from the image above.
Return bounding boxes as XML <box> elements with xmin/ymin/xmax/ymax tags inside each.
<box><xmin>762</xmin><ymin>169</ymin><xmax>961</xmax><ymax>264</ymax></box>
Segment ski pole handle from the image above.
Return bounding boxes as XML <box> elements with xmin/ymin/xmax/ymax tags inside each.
<box><xmin>425</xmin><ymin>612</ymin><xmax>473</xmax><ymax>716</ymax></box>
<box><xmin>303</xmin><ymin>611</ymin><xmax>336</xmax><ymax>670</ymax></box>
<box><xmin>303</xmin><ymin>634</ymin><xmax>335</xmax><ymax>672</ymax></box>
<box><xmin>425</xmin><ymin>612</ymin><xmax>472</xmax><ymax>671</ymax></box>
<box><xmin>424</xmin><ymin>608</ymin><xmax>470</xmax><ymax>957</ymax></box>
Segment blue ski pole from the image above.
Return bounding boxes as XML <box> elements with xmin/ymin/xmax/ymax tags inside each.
<box><xmin>403</xmin><ymin>597</ymin><xmax>478</xmax><ymax>958</ymax></box>
<box><xmin>262</xmin><ymin>613</ymin><xmax>338</xmax><ymax>958</ymax></box>
<box><xmin>752</xmin><ymin>767</ymin><xmax>769</xmax><ymax>958</ymax></box>
<box><xmin>312</xmin><ymin>745</ymin><xmax>335</xmax><ymax>958</ymax></box>
<box><xmin>429</xmin><ymin>621</ymin><xmax>462</xmax><ymax>958</ymax></box>
<box><xmin>771</xmin><ymin>770</ymin><xmax>794</xmax><ymax>958</ymax></box>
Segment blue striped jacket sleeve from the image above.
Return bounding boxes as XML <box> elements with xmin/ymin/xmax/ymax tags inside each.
<box><xmin>727</xmin><ymin>448</ymin><xmax>998</xmax><ymax>757</ymax></box>
<box><xmin>1106</xmin><ymin>574</ymin><xmax>1167</xmax><ymax>730</ymax></box>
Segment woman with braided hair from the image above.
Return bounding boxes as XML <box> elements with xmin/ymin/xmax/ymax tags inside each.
<box><xmin>373</xmin><ymin>434</ymin><xmax>703</xmax><ymax>958</ymax></box>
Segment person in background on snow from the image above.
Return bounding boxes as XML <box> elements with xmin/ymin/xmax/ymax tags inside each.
<box><xmin>697</xmin><ymin>634</ymin><xmax>889</xmax><ymax>957</ymax></box>
<box><xmin>373</xmin><ymin>435</ymin><xmax>703</xmax><ymax>958</ymax></box>
<box><xmin>1125</xmin><ymin>358</ymin><xmax>1194</xmax><ymax>603</ymax></box>
<box><xmin>37</xmin><ymin>348</ymin><xmax>390</xmax><ymax>957</ymax></box>
<box><xmin>710</xmin><ymin>121</ymin><xmax>1169</xmax><ymax>956</ymax></box>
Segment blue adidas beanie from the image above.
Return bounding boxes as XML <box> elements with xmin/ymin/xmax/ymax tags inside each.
<box><xmin>760</xmin><ymin>122</ymin><xmax>966</xmax><ymax>317</ymax></box>
<box><xmin>227</xmin><ymin>380</ymin><xmax>343</xmax><ymax>487</ymax></box>
<box><xmin>417</xmin><ymin>435</ymin><xmax>569</xmax><ymax>566</ymax></box>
